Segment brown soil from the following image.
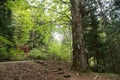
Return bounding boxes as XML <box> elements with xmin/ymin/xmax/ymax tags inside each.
<box><xmin>0</xmin><ymin>60</ymin><xmax>119</xmax><ymax>80</ymax></box>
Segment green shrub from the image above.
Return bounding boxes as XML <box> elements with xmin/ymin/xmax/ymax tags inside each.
<box><xmin>0</xmin><ymin>47</ymin><xmax>10</xmax><ymax>61</ymax></box>
<box><xmin>29</xmin><ymin>48</ymin><xmax>49</xmax><ymax>60</ymax></box>
<box><xmin>28</xmin><ymin>42</ymin><xmax>71</xmax><ymax>61</ymax></box>
<box><xmin>9</xmin><ymin>49</ymin><xmax>25</xmax><ymax>61</ymax></box>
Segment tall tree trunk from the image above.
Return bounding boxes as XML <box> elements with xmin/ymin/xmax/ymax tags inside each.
<box><xmin>70</xmin><ymin>0</ymin><xmax>89</xmax><ymax>73</ymax></box>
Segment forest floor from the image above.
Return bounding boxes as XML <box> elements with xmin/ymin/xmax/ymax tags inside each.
<box><xmin>0</xmin><ymin>60</ymin><xmax>119</xmax><ymax>80</ymax></box>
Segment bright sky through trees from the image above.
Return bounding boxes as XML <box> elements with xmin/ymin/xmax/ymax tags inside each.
<box><xmin>53</xmin><ymin>32</ymin><xmax>63</xmax><ymax>42</ymax></box>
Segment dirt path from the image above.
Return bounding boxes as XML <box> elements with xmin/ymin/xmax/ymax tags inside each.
<box><xmin>0</xmin><ymin>60</ymin><xmax>119</xmax><ymax>80</ymax></box>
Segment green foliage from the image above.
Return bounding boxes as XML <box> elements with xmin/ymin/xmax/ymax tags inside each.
<box><xmin>48</xmin><ymin>42</ymin><xmax>61</xmax><ymax>54</ymax></box>
<box><xmin>60</xmin><ymin>45</ymin><xmax>71</xmax><ymax>61</ymax></box>
<box><xmin>0</xmin><ymin>0</ymin><xmax>71</xmax><ymax>62</ymax></box>
<box><xmin>0</xmin><ymin>36</ymin><xmax>13</xmax><ymax>46</ymax></box>
<box><xmin>29</xmin><ymin>48</ymin><xmax>48</xmax><ymax>60</ymax></box>
<box><xmin>28</xmin><ymin>41</ymin><xmax>71</xmax><ymax>61</ymax></box>
<box><xmin>48</xmin><ymin>42</ymin><xmax>71</xmax><ymax>61</ymax></box>
<box><xmin>0</xmin><ymin>0</ymin><xmax>120</xmax><ymax>75</ymax></box>
<box><xmin>0</xmin><ymin>47</ymin><xmax>26</xmax><ymax>61</ymax></box>
<box><xmin>48</xmin><ymin>42</ymin><xmax>62</xmax><ymax>60</ymax></box>
<box><xmin>83</xmin><ymin>0</ymin><xmax>120</xmax><ymax>74</ymax></box>
<box><xmin>10</xmin><ymin>1</ymin><xmax>33</xmax><ymax>44</ymax></box>
<box><xmin>9</xmin><ymin>49</ymin><xmax>25</xmax><ymax>61</ymax></box>
<box><xmin>0</xmin><ymin>1</ymin><xmax>13</xmax><ymax>42</ymax></box>
<box><xmin>0</xmin><ymin>47</ymin><xmax>9</xmax><ymax>61</ymax></box>
<box><xmin>29</xmin><ymin>42</ymin><xmax>63</xmax><ymax>60</ymax></box>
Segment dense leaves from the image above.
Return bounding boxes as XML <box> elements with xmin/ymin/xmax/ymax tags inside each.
<box><xmin>0</xmin><ymin>0</ymin><xmax>120</xmax><ymax>74</ymax></box>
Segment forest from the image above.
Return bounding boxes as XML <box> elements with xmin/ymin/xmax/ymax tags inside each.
<box><xmin>0</xmin><ymin>0</ymin><xmax>120</xmax><ymax>79</ymax></box>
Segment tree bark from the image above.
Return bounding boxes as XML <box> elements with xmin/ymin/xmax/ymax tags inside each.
<box><xmin>70</xmin><ymin>0</ymin><xmax>89</xmax><ymax>73</ymax></box>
